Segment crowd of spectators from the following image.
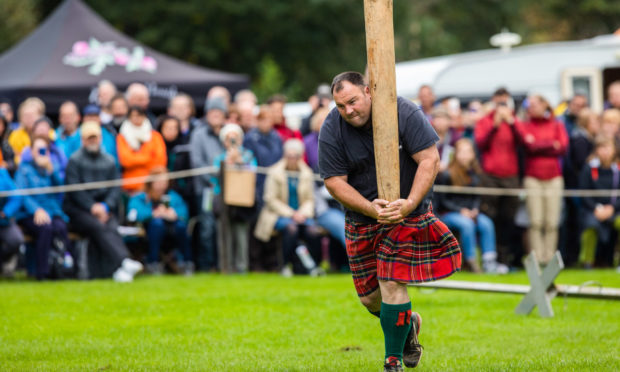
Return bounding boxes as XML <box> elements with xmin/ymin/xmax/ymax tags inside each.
<box><xmin>1</xmin><ymin>79</ymin><xmax>620</xmax><ymax>282</ymax></box>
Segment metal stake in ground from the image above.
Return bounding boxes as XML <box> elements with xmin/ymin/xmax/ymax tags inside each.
<box><xmin>364</xmin><ymin>0</ymin><xmax>400</xmax><ymax>201</ymax></box>
<box><xmin>515</xmin><ymin>251</ymin><xmax>564</xmax><ymax>318</ymax></box>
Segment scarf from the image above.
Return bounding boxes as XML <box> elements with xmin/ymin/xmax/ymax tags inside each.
<box><xmin>120</xmin><ymin>118</ymin><xmax>153</xmax><ymax>151</ymax></box>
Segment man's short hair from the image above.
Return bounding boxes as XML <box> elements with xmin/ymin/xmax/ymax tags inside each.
<box><xmin>267</xmin><ymin>94</ymin><xmax>287</xmax><ymax>105</ymax></box>
<box><xmin>331</xmin><ymin>71</ymin><xmax>367</xmax><ymax>95</ymax></box>
<box><xmin>493</xmin><ymin>87</ymin><xmax>510</xmax><ymax>97</ymax></box>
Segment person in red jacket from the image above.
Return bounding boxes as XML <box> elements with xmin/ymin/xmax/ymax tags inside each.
<box><xmin>474</xmin><ymin>87</ymin><xmax>523</xmax><ymax>266</ymax></box>
<box><xmin>521</xmin><ymin>94</ymin><xmax>569</xmax><ymax>266</ymax></box>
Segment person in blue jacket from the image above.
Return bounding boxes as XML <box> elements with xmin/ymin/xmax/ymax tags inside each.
<box><xmin>15</xmin><ymin>136</ymin><xmax>70</xmax><ymax>280</ymax></box>
<box><xmin>0</xmin><ymin>167</ymin><xmax>24</xmax><ymax>277</ymax></box>
<box><xmin>127</xmin><ymin>167</ymin><xmax>192</xmax><ymax>275</ymax></box>
<box><xmin>20</xmin><ymin>117</ymin><xmax>68</xmax><ymax>181</ymax></box>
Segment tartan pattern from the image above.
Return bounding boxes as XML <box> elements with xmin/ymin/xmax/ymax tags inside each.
<box><xmin>345</xmin><ymin>211</ymin><xmax>461</xmax><ymax>297</ymax></box>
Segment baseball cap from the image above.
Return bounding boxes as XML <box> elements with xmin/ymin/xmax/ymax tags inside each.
<box><xmin>80</xmin><ymin>121</ymin><xmax>102</xmax><ymax>138</ymax></box>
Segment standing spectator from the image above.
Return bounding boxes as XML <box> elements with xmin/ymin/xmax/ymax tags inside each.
<box><xmin>431</xmin><ymin>107</ymin><xmax>456</xmax><ymax>171</ymax></box>
<box><xmin>126</xmin><ymin>83</ymin><xmax>156</xmax><ymax>125</ymax></box>
<box><xmin>303</xmin><ymin>106</ymin><xmax>330</xmax><ymax>172</ymax></box>
<box><xmin>237</xmin><ymin>101</ymin><xmax>257</xmax><ymax>133</ymax></box>
<box><xmin>55</xmin><ymin>101</ymin><xmax>82</xmax><ymax>160</ymax></box>
<box><xmin>300</xmin><ymin>84</ymin><xmax>332</xmax><ymax>136</ymax></box>
<box><xmin>158</xmin><ymin>115</ymin><xmax>193</xmax><ymax>206</ymax></box>
<box><xmin>0</xmin><ymin>114</ymin><xmax>16</xmax><ymax>174</ymax></box>
<box><xmin>268</xmin><ymin>94</ymin><xmax>302</xmax><ymax>143</ymax></box>
<box><xmin>521</xmin><ymin>95</ymin><xmax>569</xmax><ymax>266</ymax></box>
<box><xmin>128</xmin><ymin>167</ymin><xmax>192</xmax><ymax>275</ymax></box>
<box><xmin>63</xmin><ymin>121</ymin><xmax>143</xmax><ymax>282</ymax></box>
<box><xmin>97</xmin><ymin>80</ymin><xmax>117</xmax><ymax>124</ymax></box>
<box><xmin>561</xmin><ymin>108</ymin><xmax>600</xmax><ymax>265</ymax></box>
<box><xmin>168</xmin><ymin>93</ymin><xmax>200</xmax><ymax>139</ymax></box>
<box><xmin>0</xmin><ymin>99</ymin><xmax>19</xmax><ymax>131</ymax></box>
<box><xmin>190</xmin><ymin>98</ymin><xmax>227</xmax><ymax>271</ymax></box>
<box><xmin>578</xmin><ymin>137</ymin><xmax>620</xmax><ymax>268</ymax></box>
<box><xmin>435</xmin><ymin>138</ymin><xmax>508</xmax><ymax>273</ymax></box>
<box><xmin>417</xmin><ymin>85</ymin><xmax>436</xmax><ymax>121</ymax></box>
<box><xmin>117</xmin><ymin>106</ymin><xmax>167</xmax><ymax>193</ymax></box>
<box><xmin>15</xmin><ymin>136</ymin><xmax>69</xmax><ymax>280</ymax></box>
<box><xmin>8</xmin><ymin>97</ymin><xmax>45</xmax><ymax>164</ymax></box>
<box><xmin>234</xmin><ymin>89</ymin><xmax>258</xmax><ymax>107</ymax></box>
<box><xmin>474</xmin><ymin>87</ymin><xmax>523</xmax><ymax>265</ymax></box>
<box><xmin>566</xmin><ymin>109</ymin><xmax>600</xmax><ymax>189</ymax></box>
<box><xmin>243</xmin><ymin>105</ymin><xmax>284</xmax><ymax>271</ymax></box>
<box><xmin>0</xmin><ymin>167</ymin><xmax>24</xmax><ymax>278</ymax></box>
<box><xmin>558</xmin><ymin>94</ymin><xmax>588</xmax><ymax>136</ymax></box>
<box><xmin>211</xmin><ymin>123</ymin><xmax>257</xmax><ymax>273</ymax></box>
<box><xmin>254</xmin><ymin>139</ymin><xmax>321</xmax><ymax>277</ymax></box>
<box><xmin>605</xmin><ymin>80</ymin><xmax>620</xmax><ymax>110</ymax></box>
<box><xmin>107</xmin><ymin>93</ymin><xmax>129</xmax><ymax>132</ymax></box>
<box><xmin>20</xmin><ymin>117</ymin><xmax>68</xmax><ymax>181</ymax></box>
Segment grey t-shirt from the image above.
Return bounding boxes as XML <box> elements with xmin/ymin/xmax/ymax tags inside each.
<box><xmin>318</xmin><ymin>97</ymin><xmax>439</xmax><ymax>223</ymax></box>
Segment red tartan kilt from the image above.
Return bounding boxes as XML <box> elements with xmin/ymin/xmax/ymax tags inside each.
<box><xmin>345</xmin><ymin>211</ymin><xmax>461</xmax><ymax>297</ymax></box>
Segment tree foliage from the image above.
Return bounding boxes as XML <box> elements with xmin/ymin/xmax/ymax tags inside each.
<box><xmin>3</xmin><ymin>0</ymin><xmax>620</xmax><ymax>101</ymax></box>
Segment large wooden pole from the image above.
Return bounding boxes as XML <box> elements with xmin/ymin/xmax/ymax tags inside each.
<box><xmin>364</xmin><ymin>0</ymin><xmax>400</xmax><ymax>202</ymax></box>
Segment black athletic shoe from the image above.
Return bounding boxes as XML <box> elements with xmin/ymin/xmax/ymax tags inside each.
<box><xmin>383</xmin><ymin>356</ymin><xmax>404</xmax><ymax>372</ymax></box>
<box><xmin>403</xmin><ymin>312</ymin><xmax>423</xmax><ymax>368</ymax></box>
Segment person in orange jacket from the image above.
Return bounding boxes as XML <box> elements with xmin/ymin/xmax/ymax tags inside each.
<box><xmin>117</xmin><ymin>106</ymin><xmax>167</xmax><ymax>193</ymax></box>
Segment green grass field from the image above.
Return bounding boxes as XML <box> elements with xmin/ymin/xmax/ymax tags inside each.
<box><xmin>1</xmin><ymin>270</ymin><xmax>619</xmax><ymax>371</ymax></box>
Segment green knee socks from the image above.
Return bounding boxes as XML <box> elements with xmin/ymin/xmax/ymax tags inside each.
<box><xmin>380</xmin><ymin>302</ymin><xmax>412</xmax><ymax>360</ymax></box>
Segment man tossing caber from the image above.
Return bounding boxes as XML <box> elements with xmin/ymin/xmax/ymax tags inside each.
<box><xmin>318</xmin><ymin>71</ymin><xmax>462</xmax><ymax>371</ymax></box>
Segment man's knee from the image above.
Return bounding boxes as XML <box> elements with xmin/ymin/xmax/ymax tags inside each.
<box><xmin>378</xmin><ymin>280</ymin><xmax>409</xmax><ymax>304</ymax></box>
<box><xmin>359</xmin><ymin>289</ymin><xmax>381</xmax><ymax>311</ymax></box>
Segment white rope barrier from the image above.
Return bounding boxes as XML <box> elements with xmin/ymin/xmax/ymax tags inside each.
<box><xmin>1</xmin><ymin>164</ymin><xmax>620</xmax><ymax>199</ymax></box>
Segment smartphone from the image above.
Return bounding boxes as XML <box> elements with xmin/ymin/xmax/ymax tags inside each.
<box><xmin>161</xmin><ymin>195</ymin><xmax>170</xmax><ymax>208</ymax></box>
<box><xmin>38</xmin><ymin>148</ymin><xmax>47</xmax><ymax>156</ymax></box>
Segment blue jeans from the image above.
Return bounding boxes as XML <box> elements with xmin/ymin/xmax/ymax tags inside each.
<box><xmin>441</xmin><ymin>212</ymin><xmax>496</xmax><ymax>260</ymax></box>
<box><xmin>317</xmin><ymin>208</ymin><xmax>346</xmax><ymax>247</ymax></box>
<box><xmin>146</xmin><ymin>218</ymin><xmax>191</xmax><ymax>264</ymax></box>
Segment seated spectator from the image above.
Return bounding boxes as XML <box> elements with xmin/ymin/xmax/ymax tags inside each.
<box><xmin>14</xmin><ymin>136</ymin><xmax>69</xmax><ymax>280</ymax></box>
<box><xmin>601</xmin><ymin>109</ymin><xmax>620</xmax><ymax>155</ymax></box>
<box><xmin>303</xmin><ymin>106</ymin><xmax>330</xmax><ymax>172</ymax></box>
<box><xmin>158</xmin><ymin>115</ymin><xmax>193</xmax><ymax>206</ymax></box>
<box><xmin>83</xmin><ymin>105</ymin><xmax>119</xmax><ymax>164</ymax></box>
<box><xmin>168</xmin><ymin>93</ymin><xmax>200</xmax><ymax>139</ymax></box>
<box><xmin>97</xmin><ymin>80</ymin><xmax>117</xmax><ymax>125</ymax></box>
<box><xmin>55</xmin><ymin>101</ymin><xmax>82</xmax><ymax>160</ymax></box>
<box><xmin>254</xmin><ymin>139</ymin><xmax>321</xmax><ymax>277</ymax></box>
<box><xmin>431</xmin><ymin>107</ymin><xmax>455</xmax><ymax>171</ymax></box>
<box><xmin>300</xmin><ymin>85</ymin><xmax>332</xmax><ymax>136</ymax></box>
<box><xmin>127</xmin><ymin>167</ymin><xmax>192</xmax><ymax>275</ymax></box>
<box><xmin>0</xmin><ymin>114</ymin><xmax>16</xmax><ymax>174</ymax></box>
<box><xmin>0</xmin><ymin>99</ymin><xmax>19</xmax><ymax>131</ymax></box>
<box><xmin>117</xmin><ymin>106</ymin><xmax>167</xmax><ymax>193</ymax></box>
<box><xmin>435</xmin><ymin>138</ymin><xmax>508</xmax><ymax>273</ymax></box>
<box><xmin>578</xmin><ymin>137</ymin><xmax>620</xmax><ymax>268</ymax></box>
<box><xmin>107</xmin><ymin>93</ymin><xmax>129</xmax><ymax>131</ymax></box>
<box><xmin>126</xmin><ymin>82</ymin><xmax>157</xmax><ymax>125</ymax></box>
<box><xmin>9</xmin><ymin>97</ymin><xmax>46</xmax><ymax>164</ymax></box>
<box><xmin>268</xmin><ymin>94</ymin><xmax>302</xmax><ymax>143</ymax></box>
<box><xmin>212</xmin><ymin>123</ymin><xmax>257</xmax><ymax>273</ymax></box>
<box><xmin>521</xmin><ymin>94</ymin><xmax>568</xmax><ymax>266</ymax></box>
<box><xmin>63</xmin><ymin>121</ymin><xmax>143</xmax><ymax>282</ymax></box>
<box><xmin>20</xmin><ymin>117</ymin><xmax>68</xmax><ymax>180</ymax></box>
<box><xmin>0</xmin><ymin>167</ymin><xmax>24</xmax><ymax>278</ymax></box>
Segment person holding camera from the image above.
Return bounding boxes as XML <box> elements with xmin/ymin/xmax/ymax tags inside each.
<box><xmin>15</xmin><ymin>135</ymin><xmax>70</xmax><ymax>280</ymax></box>
<box><xmin>127</xmin><ymin>167</ymin><xmax>192</xmax><ymax>275</ymax></box>
<box><xmin>474</xmin><ymin>87</ymin><xmax>524</xmax><ymax>266</ymax></box>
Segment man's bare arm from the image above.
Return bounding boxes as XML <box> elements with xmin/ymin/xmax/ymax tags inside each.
<box><xmin>324</xmin><ymin>175</ymin><xmax>386</xmax><ymax>220</ymax></box>
<box><xmin>378</xmin><ymin>144</ymin><xmax>440</xmax><ymax>223</ymax></box>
